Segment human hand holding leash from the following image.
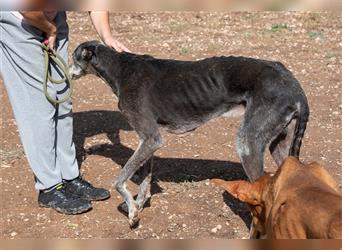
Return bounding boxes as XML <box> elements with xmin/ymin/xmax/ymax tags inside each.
<box><xmin>20</xmin><ymin>11</ymin><xmax>57</xmax><ymax>50</ymax></box>
<box><xmin>45</xmin><ymin>26</ymin><xmax>57</xmax><ymax>51</ymax></box>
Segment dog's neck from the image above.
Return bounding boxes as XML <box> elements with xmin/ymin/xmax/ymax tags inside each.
<box><xmin>92</xmin><ymin>47</ymin><xmax>122</xmax><ymax>98</ymax></box>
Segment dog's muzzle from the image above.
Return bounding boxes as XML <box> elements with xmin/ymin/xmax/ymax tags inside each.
<box><xmin>69</xmin><ymin>63</ymin><xmax>85</xmax><ymax>80</ymax></box>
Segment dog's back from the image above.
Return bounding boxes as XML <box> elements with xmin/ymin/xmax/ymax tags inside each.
<box><xmin>137</xmin><ymin>56</ymin><xmax>304</xmax><ymax>133</ymax></box>
<box><xmin>213</xmin><ymin>157</ymin><xmax>342</xmax><ymax>239</ymax></box>
<box><xmin>270</xmin><ymin>158</ymin><xmax>342</xmax><ymax>238</ymax></box>
<box><xmin>110</xmin><ymin>51</ymin><xmax>305</xmax><ymax>134</ymax></box>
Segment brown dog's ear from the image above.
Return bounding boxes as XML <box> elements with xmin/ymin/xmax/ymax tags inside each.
<box><xmin>212</xmin><ymin>179</ymin><xmax>262</xmax><ymax>205</ymax></box>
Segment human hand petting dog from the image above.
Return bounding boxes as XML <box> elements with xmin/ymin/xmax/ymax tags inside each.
<box><xmin>103</xmin><ymin>36</ymin><xmax>131</xmax><ymax>53</ymax></box>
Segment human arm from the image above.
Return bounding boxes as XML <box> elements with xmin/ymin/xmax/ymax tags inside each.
<box><xmin>89</xmin><ymin>11</ymin><xmax>130</xmax><ymax>52</ymax></box>
<box><xmin>20</xmin><ymin>11</ymin><xmax>57</xmax><ymax>50</ymax></box>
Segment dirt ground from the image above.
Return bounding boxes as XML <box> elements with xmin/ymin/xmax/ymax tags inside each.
<box><xmin>1</xmin><ymin>12</ymin><xmax>341</xmax><ymax>239</ymax></box>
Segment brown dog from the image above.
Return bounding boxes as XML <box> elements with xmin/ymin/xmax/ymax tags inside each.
<box><xmin>212</xmin><ymin>157</ymin><xmax>342</xmax><ymax>239</ymax></box>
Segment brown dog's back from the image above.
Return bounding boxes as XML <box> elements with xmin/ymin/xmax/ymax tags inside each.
<box><xmin>270</xmin><ymin>157</ymin><xmax>342</xmax><ymax>238</ymax></box>
<box><xmin>213</xmin><ymin>157</ymin><xmax>342</xmax><ymax>239</ymax></box>
<box><xmin>272</xmin><ymin>166</ymin><xmax>342</xmax><ymax>238</ymax></box>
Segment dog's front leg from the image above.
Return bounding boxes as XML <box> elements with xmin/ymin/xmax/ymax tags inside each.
<box><xmin>114</xmin><ymin>134</ymin><xmax>162</xmax><ymax>228</ymax></box>
<box><xmin>136</xmin><ymin>156</ymin><xmax>154</xmax><ymax>211</ymax></box>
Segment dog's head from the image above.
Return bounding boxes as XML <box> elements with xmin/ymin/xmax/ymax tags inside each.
<box><xmin>69</xmin><ymin>40</ymin><xmax>102</xmax><ymax>80</ymax></box>
<box><xmin>212</xmin><ymin>174</ymin><xmax>272</xmax><ymax>239</ymax></box>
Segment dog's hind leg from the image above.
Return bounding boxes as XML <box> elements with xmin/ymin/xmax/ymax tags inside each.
<box><xmin>236</xmin><ymin>103</ymin><xmax>296</xmax><ymax>181</ymax></box>
<box><xmin>236</xmin><ymin>128</ymin><xmax>265</xmax><ymax>181</ymax></box>
<box><xmin>269</xmin><ymin>118</ymin><xmax>297</xmax><ymax>166</ymax></box>
<box><xmin>136</xmin><ymin>156</ymin><xmax>154</xmax><ymax>211</ymax></box>
<box><xmin>114</xmin><ymin>132</ymin><xmax>163</xmax><ymax>227</ymax></box>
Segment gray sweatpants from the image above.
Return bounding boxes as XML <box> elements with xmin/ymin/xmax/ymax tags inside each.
<box><xmin>0</xmin><ymin>12</ymin><xmax>79</xmax><ymax>190</ymax></box>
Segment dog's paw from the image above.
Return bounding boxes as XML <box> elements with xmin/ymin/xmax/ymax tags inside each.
<box><xmin>129</xmin><ymin>216</ymin><xmax>140</xmax><ymax>229</ymax></box>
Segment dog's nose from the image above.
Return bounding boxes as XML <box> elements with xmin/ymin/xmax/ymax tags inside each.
<box><xmin>69</xmin><ymin>64</ymin><xmax>79</xmax><ymax>80</ymax></box>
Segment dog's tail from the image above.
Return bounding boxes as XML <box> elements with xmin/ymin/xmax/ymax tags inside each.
<box><xmin>290</xmin><ymin>98</ymin><xmax>309</xmax><ymax>158</ymax></box>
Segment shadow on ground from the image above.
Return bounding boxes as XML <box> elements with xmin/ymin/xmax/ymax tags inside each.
<box><xmin>73</xmin><ymin>110</ymin><xmax>251</xmax><ymax>228</ymax></box>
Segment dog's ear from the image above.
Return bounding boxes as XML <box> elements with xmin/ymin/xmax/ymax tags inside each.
<box><xmin>81</xmin><ymin>45</ymin><xmax>98</xmax><ymax>60</ymax></box>
<box><xmin>212</xmin><ymin>179</ymin><xmax>263</xmax><ymax>205</ymax></box>
<box><xmin>81</xmin><ymin>48</ymin><xmax>93</xmax><ymax>60</ymax></box>
<box><xmin>81</xmin><ymin>45</ymin><xmax>98</xmax><ymax>65</ymax></box>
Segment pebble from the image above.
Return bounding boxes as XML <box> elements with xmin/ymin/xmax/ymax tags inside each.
<box><xmin>211</xmin><ymin>224</ymin><xmax>222</xmax><ymax>233</ymax></box>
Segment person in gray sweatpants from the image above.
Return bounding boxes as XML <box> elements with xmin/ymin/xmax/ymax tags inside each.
<box><xmin>0</xmin><ymin>11</ymin><xmax>130</xmax><ymax>214</ymax></box>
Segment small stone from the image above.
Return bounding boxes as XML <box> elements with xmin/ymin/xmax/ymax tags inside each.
<box><xmin>211</xmin><ymin>227</ymin><xmax>217</xmax><ymax>233</ymax></box>
<box><xmin>10</xmin><ymin>232</ymin><xmax>17</xmax><ymax>237</ymax></box>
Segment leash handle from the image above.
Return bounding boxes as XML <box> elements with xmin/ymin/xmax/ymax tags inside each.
<box><xmin>42</xmin><ymin>41</ymin><xmax>73</xmax><ymax>105</ymax></box>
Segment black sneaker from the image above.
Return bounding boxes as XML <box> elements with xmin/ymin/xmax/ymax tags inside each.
<box><xmin>38</xmin><ymin>184</ymin><xmax>92</xmax><ymax>215</ymax></box>
<box><xmin>64</xmin><ymin>177</ymin><xmax>110</xmax><ymax>201</ymax></box>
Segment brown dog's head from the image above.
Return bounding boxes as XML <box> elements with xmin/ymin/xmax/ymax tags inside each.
<box><xmin>212</xmin><ymin>175</ymin><xmax>272</xmax><ymax>238</ymax></box>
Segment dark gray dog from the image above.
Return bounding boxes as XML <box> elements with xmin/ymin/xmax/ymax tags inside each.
<box><xmin>70</xmin><ymin>40</ymin><xmax>309</xmax><ymax>227</ymax></box>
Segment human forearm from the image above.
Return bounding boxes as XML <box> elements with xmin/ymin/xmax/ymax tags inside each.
<box><xmin>89</xmin><ymin>11</ymin><xmax>130</xmax><ymax>52</ymax></box>
<box><xmin>20</xmin><ymin>11</ymin><xmax>56</xmax><ymax>36</ymax></box>
<box><xmin>89</xmin><ymin>11</ymin><xmax>112</xmax><ymax>43</ymax></box>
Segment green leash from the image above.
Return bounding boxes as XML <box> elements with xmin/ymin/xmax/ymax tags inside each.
<box><xmin>42</xmin><ymin>43</ymin><xmax>73</xmax><ymax>105</ymax></box>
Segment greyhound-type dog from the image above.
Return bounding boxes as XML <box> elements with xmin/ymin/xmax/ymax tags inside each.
<box><xmin>212</xmin><ymin>157</ymin><xmax>342</xmax><ymax>239</ymax></box>
<box><xmin>70</xmin><ymin>40</ymin><xmax>309</xmax><ymax>227</ymax></box>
